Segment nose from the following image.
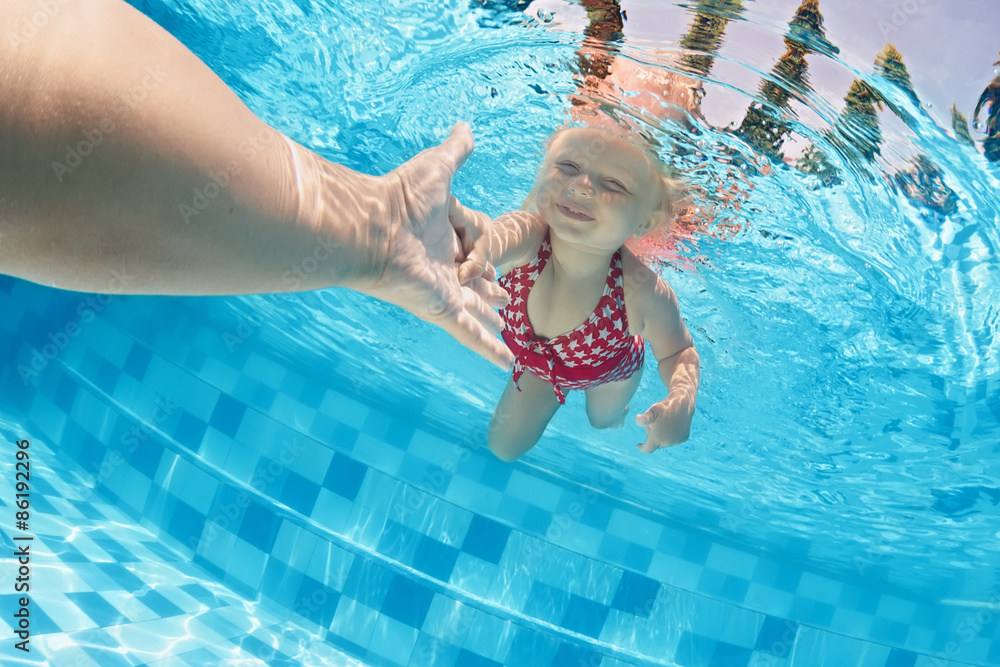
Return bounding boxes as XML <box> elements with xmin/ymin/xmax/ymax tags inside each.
<box><xmin>567</xmin><ymin>174</ymin><xmax>594</xmax><ymax>197</ymax></box>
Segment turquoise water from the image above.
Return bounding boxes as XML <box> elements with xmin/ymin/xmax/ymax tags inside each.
<box><xmin>2</xmin><ymin>0</ymin><xmax>999</xmax><ymax>665</ymax></box>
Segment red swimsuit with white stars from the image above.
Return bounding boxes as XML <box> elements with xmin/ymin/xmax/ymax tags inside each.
<box><xmin>499</xmin><ymin>231</ymin><xmax>645</xmax><ymax>404</ymax></box>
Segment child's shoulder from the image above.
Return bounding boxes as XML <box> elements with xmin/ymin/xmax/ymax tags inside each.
<box><xmin>495</xmin><ymin>211</ymin><xmax>548</xmax><ymax>275</ymax></box>
<box><xmin>621</xmin><ymin>248</ymin><xmax>680</xmax><ymax>313</ymax></box>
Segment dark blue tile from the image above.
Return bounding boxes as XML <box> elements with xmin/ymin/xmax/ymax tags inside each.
<box><xmin>342</xmin><ymin>559</ymin><xmax>394</xmax><ymax>609</ymax></box>
<box><xmin>711</xmin><ymin>641</ymin><xmax>752</xmax><ymax>667</ymax></box>
<box><xmin>553</xmin><ymin>642</ymin><xmax>602</xmax><ymax>667</ymax></box>
<box><xmin>561</xmin><ymin>595</ymin><xmax>610</xmax><ymax>639</ymax></box>
<box><xmin>611</xmin><ymin>571</ymin><xmax>660</xmax><ymax>618</ymax></box>
<box><xmin>28</xmin><ymin>597</ymin><xmax>62</xmax><ymax>634</ymax></box>
<box><xmin>385</xmin><ymin>419</ymin><xmax>416</xmax><ymax>449</ymax></box>
<box><xmin>521</xmin><ymin>505</ymin><xmax>552</xmax><ymax>535</ymax></box>
<box><xmin>280</xmin><ymin>471</ymin><xmax>321</xmax><ymax>516</ymax></box>
<box><xmin>238</xmin><ymin>501</ymin><xmax>281</xmax><ymax>553</ymax></box>
<box><xmin>65</xmin><ymin>592</ymin><xmax>124</xmax><ymax>626</ymax></box>
<box><xmin>129</xmin><ymin>436</ymin><xmax>164</xmax><ymax>478</ymax></box>
<box><xmin>174</xmin><ymin>411</ymin><xmax>207</xmax><ymax>450</ymax></box>
<box><xmin>755</xmin><ymin>615</ymin><xmax>797</xmax><ymax>653</ymax></box>
<box><xmin>720</xmin><ymin>575</ymin><xmax>749</xmax><ymax>602</ymax></box>
<box><xmin>91</xmin><ymin>535</ymin><xmax>136</xmax><ymax>562</ymax></box>
<box><xmin>413</xmin><ymin>536</ymin><xmax>459</xmax><ymax>581</ymax></box>
<box><xmin>294</xmin><ymin>576</ymin><xmax>340</xmax><ymax>628</ymax></box>
<box><xmin>579</xmin><ymin>500</ymin><xmax>613</xmax><ymax>531</ymax></box>
<box><xmin>249</xmin><ymin>383</ymin><xmax>276</xmax><ymax>411</ymax></box>
<box><xmin>122</xmin><ymin>343</ymin><xmax>153</xmax><ymax>380</ymax></box>
<box><xmin>839</xmin><ymin>586</ymin><xmax>880</xmax><ymax>614</ymax></box>
<box><xmin>773</xmin><ymin>566</ymin><xmax>801</xmax><ymax>593</ymax></box>
<box><xmin>454</xmin><ymin>648</ymin><xmax>503</xmax><ymax>667</ymax></box>
<box><xmin>674</xmin><ymin>631</ymin><xmax>716</xmax><ymax>667</ymax></box>
<box><xmin>461</xmin><ymin>515</ymin><xmax>510</xmax><ymax>565</ymax></box>
<box><xmin>324</xmin><ymin>454</ymin><xmax>367</xmax><ymax>501</ymax></box>
<box><xmin>209</xmin><ymin>394</ymin><xmax>246</xmax><ymax>438</ymax></box>
<box><xmin>381</xmin><ymin>575</ymin><xmax>434</xmax><ymax>629</ymax></box>
<box><xmin>93</xmin><ymin>358</ymin><xmax>120</xmax><ymax>393</ymax></box>
<box><xmin>136</xmin><ymin>588</ymin><xmax>184</xmax><ymax>618</ymax></box>
<box><xmin>81</xmin><ymin>644</ymin><xmax>134</xmax><ymax>667</ymax></box>
<box><xmin>52</xmin><ymin>374</ymin><xmax>78</xmax><ymax>413</ymax></box>
<box><xmin>680</xmin><ymin>536</ymin><xmax>710</xmax><ymax>564</ymax></box>
<box><xmin>884</xmin><ymin>648</ymin><xmax>918</xmax><ymax>667</ymax></box>
<box><xmin>478</xmin><ymin>460</ymin><xmax>512</xmax><ymax>492</ymax></box>
<box><xmin>192</xmin><ymin>555</ymin><xmax>227</xmax><ymax>585</ymax></box>
<box><xmin>523</xmin><ymin>582</ymin><xmax>571</xmax><ymax>625</ymax></box>
<box><xmin>299</xmin><ymin>381</ymin><xmax>326</xmax><ymax>409</ymax></box>
<box><xmin>167</xmin><ymin>499</ymin><xmax>205</xmax><ymax>551</ymax></box>
<box><xmin>505</xmin><ymin>628</ymin><xmax>559</xmax><ymax>666</ymax></box>
<box><xmin>377</xmin><ymin>520</ymin><xmax>422</xmax><ymax>563</ymax></box>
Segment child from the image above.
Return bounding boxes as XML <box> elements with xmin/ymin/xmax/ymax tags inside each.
<box><xmin>459</xmin><ymin>125</ymin><xmax>701</xmax><ymax>461</ymax></box>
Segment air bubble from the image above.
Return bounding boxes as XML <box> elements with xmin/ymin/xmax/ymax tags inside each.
<box><xmin>973</xmin><ymin>120</ymin><xmax>985</xmax><ymax>132</ymax></box>
<box><xmin>537</xmin><ymin>9</ymin><xmax>553</xmax><ymax>22</ymax></box>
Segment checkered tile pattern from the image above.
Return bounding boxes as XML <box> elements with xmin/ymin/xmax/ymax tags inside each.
<box><xmin>0</xmin><ymin>276</ymin><xmax>997</xmax><ymax>666</ymax></box>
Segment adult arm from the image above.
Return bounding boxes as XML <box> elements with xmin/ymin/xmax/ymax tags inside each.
<box><xmin>458</xmin><ymin>210</ymin><xmax>547</xmax><ymax>282</ymax></box>
<box><xmin>0</xmin><ymin>0</ymin><xmax>512</xmax><ymax>366</ymax></box>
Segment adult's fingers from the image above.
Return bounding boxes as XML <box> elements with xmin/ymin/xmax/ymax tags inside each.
<box><xmin>440</xmin><ymin>304</ymin><xmax>514</xmax><ymax>369</ymax></box>
<box><xmin>458</xmin><ymin>233</ymin><xmax>493</xmax><ymax>285</ymax></box>
<box><xmin>450</xmin><ymin>195</ymin><xmax>492</xmax><ymax>265</ymax></box>
<box><xmin>463</xmin><ymin>275</ymin><xmax>509</xmax><ymax>309</ymax></box>
<box><xmin>433</xmin><ymin>122</ymin><xmax>475</xmax><ymax>177</ymax></box>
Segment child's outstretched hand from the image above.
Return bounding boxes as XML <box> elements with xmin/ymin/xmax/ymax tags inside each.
<box><xmin>635</xmin><ymin>396</ymin><xmax>693</xmax><ymax>453</ymax></box>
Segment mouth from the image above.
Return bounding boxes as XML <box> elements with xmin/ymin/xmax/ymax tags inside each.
<box><xmin>556</xmin><ymin>203</ymin><xmax>594</xmax><ymax>222</ymax></box>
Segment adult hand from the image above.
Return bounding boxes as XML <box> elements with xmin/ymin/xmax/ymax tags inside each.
<box><xmin>635</xmin><ymin>395</ymin><xmax>692</xmax><ymax>453</ymax></box>
<box><xmin>365</xmin><ymin>123</ymin><xmax>514</xmax><ymax>369</ymax></box>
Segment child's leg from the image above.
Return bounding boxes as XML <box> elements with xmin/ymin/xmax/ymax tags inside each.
<box><xmin>488</xmin><ymin>371</ymin><xmax>561</xmax><ymax>462</ymax></box>
<box><xmin>583</xmin><ymin>367</ymin><xmax>643</xmax><ymax>429</ymax></box>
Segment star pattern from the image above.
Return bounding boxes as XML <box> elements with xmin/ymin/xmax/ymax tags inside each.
<box><xmin>498</xmin><ymin>231</ymin><xmax>645</xmax><ymax>404</ymax></box>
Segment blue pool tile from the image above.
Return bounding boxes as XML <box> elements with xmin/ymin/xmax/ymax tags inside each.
<box><xmin>93</xmin><ymin>358</ymin><xmax>121</xmax><ymax>394</ymax></box>
<box><xmin>53</xmin><ymin>374</ymin><xmax>78</xmax><ymax>412</ymax></box>
<box><xmin>343</xmin><ymin>559</ymin><xmax>395</xmax><ymax>610</ymax></box>
<box><xmin>261</xmin><ymin>556</ymin><xmax>304</xmax><ymax>608</ymax></box>
<box><xmin>179</xmin><ymin>583</ymin><xmax>227</xmax><ymax>608</ymax></box>
<box><xmin>65</xmin><ymin>592</ymin><xmax>123</xmax><ymax>626</ymax></box>
<box><xmin>295</xmin><ymin>575</ymin><xmax>340</xmax><ymax>627</ymax></box>
<box><xmin>280</xmin><ymin>470</ymin><xmax>321</xmax><ymax>516</ymax></box>
<box><xmin>90</xmin><ymin>535</ymin><xmax>136</xmax><ymax>562</ymax></box>
<box><xmin>680</xmin><ymin>535</ymin><xmax>711</xmax><ymax>564</ymax></box>
<box><xmin>523</xmin><ymin>581</ymin><xmax>572</xmax><ymax>625</ymax></box>
<box><xmin>755</xmin><ymin>615</ymin><xmax>797</xmax><ymax>653</ymax></box>
<box><xmin>382</xmin><ymin>575</ymin><xmax>435</xmax><ymax>629</ymax></box>
<box><xmin>174</xmin><ymin>411</ymin><xmax>208</xmax><ymax>449</ymax></box>
<box><xmin>130</xmin><ymin>438</ymin><xmax>164</xmax><ymax>479</ymax></box>
<box><xmin>455</xmin><ymin>647</ymin><xmax>503</xmax><ymax>667</ymax></box>
<box><xmin>521</xmin><ymin>504</ymin><xmax>552</xmax><ymax>535</ymax></box>
<box><xmin>478</xmin><ymin>460</ymin><xmax>513</xmax><ymax>492</ymax></box>
<box><xmin>410</xmin><ymin>634</ymin><xmax>462</xmax><ymax>667</ymax></box>
<box><xmin>561</xmin><ymin>594</ymin><xmax>610</xmax><ymax>639</ymax></box>
<box><xmin>884</xmin><ymin>648</ymin><xmax>918</xmax><ymax>667</ymax></box>
<box><xmin>622</xmin><ymin>542</ymin><xmax>654</xmax><ymax>573</ymax></box>
<box><xmin>136</xmin><ymin>588</ymin><xmax>184</xmax><ymax>619</ymax></box>
<box><xmin>385</xmin><ymin>418</ymin><xmax>416</xmax><ymax>449</ymax></box>
<box><xmin>611</xmin><ymin>571</ymin><xmax>660</xmax><ymax>618</ymax></box>
<box><xmin>209</xmin><ymin>394</ymin><xmax>246</xmax><ymax>438</ymax></box>
<box><xmin>238</xmin><ymin>501</ymin><xmax>281</xmax><ymax>553</ymax></box>
<box><xmin>789</xmin><ymin>597</ymin><xmax>835</xmax><ymax>627</ymax></box>
<box><xmin>240</xmin><ymin>635</ymin><xmax>297</xmax><ymax>665</ymax></box>
<box><xmin>674</xmin><ymin>632</ymin><xmax>717</xmax><ymax>667</ymax></box>
<box><xmin>166</xmin><ymin>500</ymin><xmax>206</xmax><ymax>555</ymax></box>
<box><xmin>461</xmin><ymin>515</ymin><xmax>510</xmax><ymax>565</ymax></box>
<box><xmin>378</xmin><ymin>520</ymin><xmax>422</xmax><ymax>563</ymax></box>
<box><xmin>324</xmin><ymin>454</ymin><xmax>368</xmax><ymax>501</ymax></box>
<box><xmin>504</xmin><ymin>629</ymin><xmax>560</xmax><ymax>666</ymax></box>
<box><xmin>413</xmin><ymin>536</ymin><xmax>459</xmax><ymax>581</ymax></box>
<box><xmin>553</xmin><ymin>642</ymin><xmax>603</xmax><ymax>667</ymax></box>
<box><xmin>711</xmin><ymin>641</ymin><xmax>753</xmax><ymax>667</ymax></box>
<box><xmin>20</xmin><ymin>597</ymin><xmax>61</xmax><ymax>635</ymax></box>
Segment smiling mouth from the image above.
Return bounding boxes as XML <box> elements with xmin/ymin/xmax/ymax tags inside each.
<box><xmin>556</xmin><ymin>204</ymin><xmax>594</xmax><ymax>222</ymax></box>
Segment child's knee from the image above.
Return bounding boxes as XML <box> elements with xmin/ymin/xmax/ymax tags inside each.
<box><xmin>487</xmin><ymin>432</ymin><xmax>524</xmax><ymax>463</ymax></box>
<box><xmin>587</xmin><ymin>404</ymin><xmax>628</xmax><ymax>430</ymax></box>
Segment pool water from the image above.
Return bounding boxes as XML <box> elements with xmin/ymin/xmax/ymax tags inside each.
<box><xmin>1</xmin><ymin>0</ymin><xmax>999</xmax><ymax>665</ymax></box>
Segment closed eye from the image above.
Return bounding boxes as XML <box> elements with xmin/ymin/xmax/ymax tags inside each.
<box><xmin>557</xmin><ymin>161</ymin><xmax>580</xmax><ymax>172</ymax></box>
<box><xmin>603</xmin><ymin>179</ymin><xmax>629</xmax><ymax>194</ymax></box>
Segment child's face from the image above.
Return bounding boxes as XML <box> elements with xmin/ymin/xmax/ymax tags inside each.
<box><xmin>535</xmin><ymin>127</ymin><xmax>665</xmax><ymax>252</ymax></box>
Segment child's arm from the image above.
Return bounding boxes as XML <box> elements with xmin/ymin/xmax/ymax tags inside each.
<box><xmin>458</xmin><ymin>211</ymin><xmax>547</xmax><ymax>284</ymax></box>
<box><xmin>629</xmin><ymin>265</ymin><xmax>701</xmax><ymax>453</ymax></box>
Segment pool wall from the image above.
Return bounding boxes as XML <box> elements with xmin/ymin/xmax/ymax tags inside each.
<box><xmin>1</xmin><ymin>276</ymin><xmax>997</xmax><ymax>666</ymax></box>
